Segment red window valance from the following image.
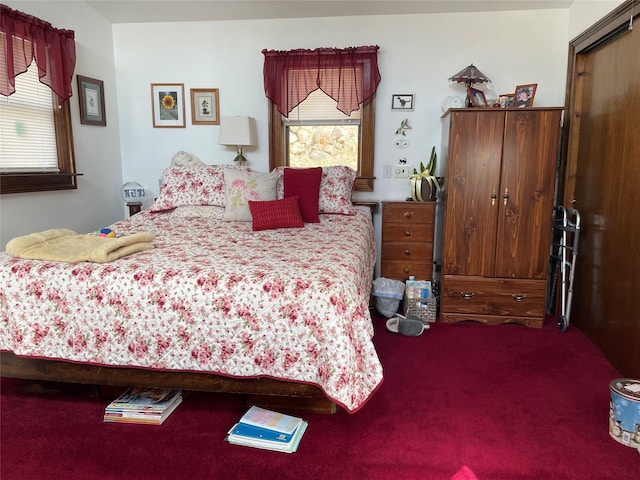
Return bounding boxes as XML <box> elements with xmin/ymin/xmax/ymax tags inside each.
<box><xmin>262</xmin><ymin>45</ymin><xmax>381</xmax><ymax>117</ymax></box>
<box><xmin>0</xmin><ymin>4</ymin><xmax>76</xmax><ymax>101</ymax></box>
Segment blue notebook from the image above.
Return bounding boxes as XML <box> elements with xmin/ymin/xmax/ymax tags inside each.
<box><xmin>229</xmin><ymin>422</ymin><xmax>296</xmax><ymax>443</ymax></box>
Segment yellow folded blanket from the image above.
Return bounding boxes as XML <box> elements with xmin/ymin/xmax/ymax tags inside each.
<box><xmin>6</xmin><ymin>228</ymin><xmax>155</xmax><ymax>263</ymax></box>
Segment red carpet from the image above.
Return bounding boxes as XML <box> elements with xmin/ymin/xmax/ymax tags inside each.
<box><xmin>2</xmin><ymin>315</ymin><xmax>639</xmax><ymax>480</ymax></box>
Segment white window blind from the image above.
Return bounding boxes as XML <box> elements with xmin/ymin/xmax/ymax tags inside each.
<box><xmin>0</xmin><ymin>62</ymin><xmax>59</xmax><ymax>173</ymax></box>
<box><xmin>285</xmin><ymin>89</ymin><xmax>361</xmax><ymax>124</ymax></box>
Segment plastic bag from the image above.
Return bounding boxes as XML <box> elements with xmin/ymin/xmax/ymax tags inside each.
<box><xmin>372</xmin><ymin>277</ymin><xmax>405</xmax><ymax>318</ymax></box>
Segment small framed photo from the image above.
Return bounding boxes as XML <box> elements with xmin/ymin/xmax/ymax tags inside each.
<box><xmin>151</xmin><ymin>83</ymin><xmax>185</xmax><ymax>128</ymax></box>
<box><xmin>77</xmin><ymin>75</ymin><xmax>106</xmax><ymax>126</ymax></box>
<box><xmin>190</xmin><ymin>88</ymin><xmax>220</xmax><ymax>125</ymax></box>
<box><xmin>499</xmin><ymin>93</ymin><xmax>515</xmax><ymax>108</ymax></box>
<box><xmin>467</xmin><ymin>87</ymin><xmax>488</xmax><ymax>108</ymax></box>
<box><xmin>391</xmin><ymin>94</ymin><xmax>414</xmax><ymax>111</ymax></box>
<box><xmin>513</xmin><ymin>84</ymin><xmax>537</xmax><ymax>108</ymax></box>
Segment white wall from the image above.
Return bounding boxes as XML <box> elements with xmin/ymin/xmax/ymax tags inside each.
<box><xmin>112</xmin><ymin>8</ymin><xmax>570</xmax><ymax>273</ymax></box>
<box><xmin>1</xmin><ymin>1</ymin><xmax>624</xmax><ymax>261</ymax></box>
<box><xmin>113</xmin><ymin>9</ymin><xmax>571</xmax><ymax>206</ymax></box>
<box><xmin>0</xmin><ymin>0</ymin><xmax>123</xmax><ymax>249</ymax></box>
<box><xmin>569</xmin><ymin>0</ymin><xmax>626</xmax><ymax>39</ymax></box>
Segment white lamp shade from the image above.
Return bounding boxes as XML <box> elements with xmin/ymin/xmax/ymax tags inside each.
<box><xmin>218</xmin><ymin>116</ymin><xmax>258</xmax><ymax>147</ymax></box>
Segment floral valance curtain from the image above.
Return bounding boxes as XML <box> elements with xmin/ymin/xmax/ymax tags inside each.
<box><xmin>0</xmin><ymin>4</ymin><xmax>76</xmax><ymax>101</ymax></box>
<box><xmin>262</xmin><ymin>45</ymin><xmax>380</xmax><ymax>117</ymax></box>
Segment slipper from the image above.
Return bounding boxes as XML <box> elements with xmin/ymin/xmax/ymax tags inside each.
<box><xmin>386</xmin><ymin>314</ymin><xmax>429</xmax><ymax>336</ymax></box>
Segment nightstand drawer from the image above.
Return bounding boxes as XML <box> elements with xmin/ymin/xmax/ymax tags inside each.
<box><xmin>382</xmin><ymin>223</ymin><xmax>434</xmax><ymax>243</ymax></box>
<box><xmin>381</xmin><ymin>261</ymin><xmax>433</xmax><ymax>281</ymax></box>
<box><xmin>382</xmin><ymin>203</ymin><xmax>435</xmax><ymax>224</ymax></box>
<box><xmin>381</xmin><ymin>243</ymin><xmax>432</xmax><ymax>261</ymax></box>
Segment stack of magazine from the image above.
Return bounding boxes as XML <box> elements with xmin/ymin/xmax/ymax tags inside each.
<box><xmin>226</xmin><ymin>406</ymin><xmax>308</xmax><ymax>453</ymax></box>
<box><xmin>103</xmin><ymin>387</ymin><xmax>182</xmax><ymax>425</ymax></box>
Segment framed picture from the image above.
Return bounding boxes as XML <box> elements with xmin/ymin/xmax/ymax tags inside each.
<box><xmin>190</xmin><ymin>88</ymin><xmax>220</xmax><ymax>125</ymax></box>
<box><xmin>77</xmin><ymin>75</ymin><xmax>106</xmax><ymax>126</ymax></box>
<box><xmin>391</xmin><ymin>94</ymin><xmax>414</xmax><ymax>111</ymax></box>
<box><xmin>513</xmin><ymin>84</ymin><xmax>537</xmax><ymax>108</ymax></box>
<box><xmin>467</xmin><ymin>87</ymin><xmax>488</xmax><ymax>108</ymax></box>
<box><xmin>499</xmin><ymin>93</ymin><xmax>515</xmax><ymax>108</ymax></box>
<box><xmin>151</xmin><ymin>83</ymin><xmax>185</xmax><ymax>128</ymax></box>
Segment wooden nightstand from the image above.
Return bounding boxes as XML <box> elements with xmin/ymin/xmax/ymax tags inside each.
<box><xmin>381</xmin><ymin>201</ymin><xmax>435</xmax><ymax>281</ymax></box>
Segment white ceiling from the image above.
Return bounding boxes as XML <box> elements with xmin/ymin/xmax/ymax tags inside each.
<box><xmin>86</xmin><ymin>0</ymin><xmax>574</xmax><ymax>24</ymax></box>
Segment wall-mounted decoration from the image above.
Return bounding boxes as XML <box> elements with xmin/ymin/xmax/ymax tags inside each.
<box><xmin>394</xmin><ymin>137</ymin><xmax>410</xmax><ymax>149</ymax></box>
<box><xmin>77</xmin><ymin>75</ymin><xmax>106</xmax><ymax>126</ymax></box>
<box><xmin>467</xmin><ymin>87</ymin><xmax>488</xmax><ymax>108</ymax></box>
<box><xmin>190</xmin><ymin>88</ymin><xmax>220</xmax><ymax>125</ymax></box>
<box><xmin>395</xmin><ymin>118</ymin><xmax>412</xmax><ymax>136</ymax></box>
<box><xmin>513</xmin><ymin>84</ymin><xmax>537</xmax><ymax>108</ymax></box>
<box><xmin>391</xmin><ymin>94</ymin><xmax>414</xmax><ymax>111</ymax></box>
<box><xmin>151</xmin><ymin>83</ymin><xmax>185</xmax><ymax>128</ymax></box>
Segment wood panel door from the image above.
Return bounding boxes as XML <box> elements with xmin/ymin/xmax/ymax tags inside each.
<box><xmin>495</xmin><ymin>110</ymin><xmax>561</xmax><ymax>279</ymax></box>
<box><xmin>443</xmin><ymin>110</ymin><xmax>505</xmax><ymax>277</ymax></box>
<box><xmin>563</xmin><ymin>3</ymin><xmax>640</xmax><ymax>377</ymax></box>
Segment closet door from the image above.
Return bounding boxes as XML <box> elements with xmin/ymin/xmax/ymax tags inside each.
<box><xmin>494</xmin><ymin>110</ymin><xmax>561</xmax><ymax>279</ymax></box>
<box><xmin>443</xmin><ymin>110</ymin><xmax>505</xmax><ymax>277</ymax></box>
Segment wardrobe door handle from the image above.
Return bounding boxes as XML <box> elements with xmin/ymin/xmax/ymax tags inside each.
<box><xmin>512</xmin><ymin>294</ymin><xmax>527</xmax><ymax>302</ymax></box>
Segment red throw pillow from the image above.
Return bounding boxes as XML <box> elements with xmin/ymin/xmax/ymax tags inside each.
<box><xmin>248</xmin><ymin>196</ymin><xmax>304</xmax><ymax>231</ymax></box>
<box><xmin>283</xmin><ymin>167</ymin><xmax>322</xmax><ymax>223</ymax></box>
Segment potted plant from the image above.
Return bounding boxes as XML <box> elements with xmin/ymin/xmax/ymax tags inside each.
<box><xmin>410</xmin><ymin>146</ymin><xmax>443</xmax><ymax>202</ymax></box>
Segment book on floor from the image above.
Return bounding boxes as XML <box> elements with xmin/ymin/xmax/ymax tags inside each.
<box><xmin>104</xmin><ymin>387</ymin><xmax>182</xmax><ymax>425</ymax></box>
<box><xmin>225</xmin><ymin>406</ymin><xmax>308</xmax><ymax>453</ymax></box>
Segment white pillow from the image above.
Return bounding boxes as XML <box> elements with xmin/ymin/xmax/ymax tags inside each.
<box><xmin>223</xmin><ymin>169</ymin><xmax>278</xmax><ymax>221</ymax></box>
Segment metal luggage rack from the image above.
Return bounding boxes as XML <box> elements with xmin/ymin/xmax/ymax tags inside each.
<box><xmin>546</xmin><ymin>206</ymin><xmax>581</xmax><ymax>332</ymax></box>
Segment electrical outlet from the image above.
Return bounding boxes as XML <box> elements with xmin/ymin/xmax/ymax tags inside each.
<box><xmin>393</xmin><ymin>165</ymin><xmax>412</xmax><ymax>178</ymax></box>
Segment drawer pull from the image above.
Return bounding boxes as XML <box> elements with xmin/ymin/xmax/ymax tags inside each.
<box><xmin>512</xmin><ymin>294</ymin><xmax>527</xmax><ymax>302</ymax></box>
<box><xmin>404</xmin><ymin>230</ymin><xmax>411</xmax><ymax>237</ymax></box>
<box><xmin>403</xmin><ymin>267</ymin><xmax>410</xmax><ymax>274</ymax></box>
<box><xmin>404</xmin><ymin>249</ymin><xmax>411</xmax><ymax>256</ymax></box>
<box><xmin>404</xmin><ymin>211</ymin><xmax>412</xmax><ymax>218</ymax></box>
<box><xmin>460</xmin><ymin>292</ymin><xmax>475</xmax><ymax>300</ymax></box>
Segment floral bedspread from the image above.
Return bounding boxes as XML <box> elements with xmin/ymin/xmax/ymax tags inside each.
<box><xmin>0</xmin><ymin>208</ymin><xmax>382</xmax><ymax>412</ymax></box>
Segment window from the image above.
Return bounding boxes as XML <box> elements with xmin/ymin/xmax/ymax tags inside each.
<box><xmin>0</xmin><ymin>4</ymin><xmax>77</xmax><ymax>194</ymax></box>
<box><xmin>263</xmin><ymin>46</ymin><xmax>380</xmax><ymax>192</ymax></box>
<box><xmin>269</xmin><ymin>95</ymin><xmax>375</xmax><ymax>191</ymax></box>
<box><xmin>0</xmin><ymin>65</ymin><xmax>76</xmax><ymax>194</ymax></box>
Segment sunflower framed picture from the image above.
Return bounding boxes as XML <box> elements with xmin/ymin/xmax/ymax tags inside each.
<box><xmin>151</xmin><ymin>83</ymin><xmax>185</xmax><ymax>128</ymax></box>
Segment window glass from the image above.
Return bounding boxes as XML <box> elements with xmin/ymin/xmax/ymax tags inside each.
<box><xmin>0</xmin><ymin>63</ymin><xmax>58</xmax><ymax>173</ymax></box>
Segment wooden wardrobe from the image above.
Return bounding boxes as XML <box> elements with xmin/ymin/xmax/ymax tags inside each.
<box><xmin>440</xmin><ymin>108</ymin><xmax>563</xmax><ymax>328</ymax></box>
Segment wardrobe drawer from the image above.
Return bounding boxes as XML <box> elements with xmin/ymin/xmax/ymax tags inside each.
<box><xmin>442</xmin><ymin>276</ymin><xmax>546</xmax><ymax>318</ymax></box>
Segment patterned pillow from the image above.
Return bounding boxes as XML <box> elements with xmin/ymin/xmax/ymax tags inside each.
<box><xmin>150</xmin><ymin>164</ymin><xmax>250</xmax><ymax>212</ymax></box>
<box><xmin>171</xmin><ymin>205</ymin><xmax>225</xmax><ymax>220</ymax></box>
<box><xmin>283</xmin><ymin>167</ymin><xmax>322</xmax><ymax>223</ymax></box>
<box><xmin>223</xmin><ymin>168</ymin><xmax>279</xmax><ymax>221</ymax></box>
<box><xmin>274</xmin><ymin>166</ymin><xmax>356</xmax><ymax>215</ymax></box>
<box><xmin>248</xmin><ymin>196</ymin><xmax>304</xmax><ymax>231</ymax></box>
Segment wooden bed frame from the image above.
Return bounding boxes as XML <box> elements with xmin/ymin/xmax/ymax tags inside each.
<box><xmin>0</xmin><ymin>352</ymin><xmax>337</xmax><ymax>413</ymax></box>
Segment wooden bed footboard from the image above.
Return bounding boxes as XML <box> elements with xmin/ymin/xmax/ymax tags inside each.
<box><xmin>0</xmin><ymin>352</ymin><xmax>337</xmax><ymax>414</ymax></box>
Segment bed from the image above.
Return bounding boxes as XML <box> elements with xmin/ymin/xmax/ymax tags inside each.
<box><xmin>0</xmin><ymin>165</ymin><xmax>383</xmax><ymax>413</ymax></box>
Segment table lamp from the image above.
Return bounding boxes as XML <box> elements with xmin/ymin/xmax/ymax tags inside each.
<box><xmin>448</xmin><ymin>64</ymin><xmax>490</xmax><ymax>107</ymax></box>
<box><xmin>218</xmin><ymin>116</ymin><xmax>257</xmax><ymax>166</ymax></box>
